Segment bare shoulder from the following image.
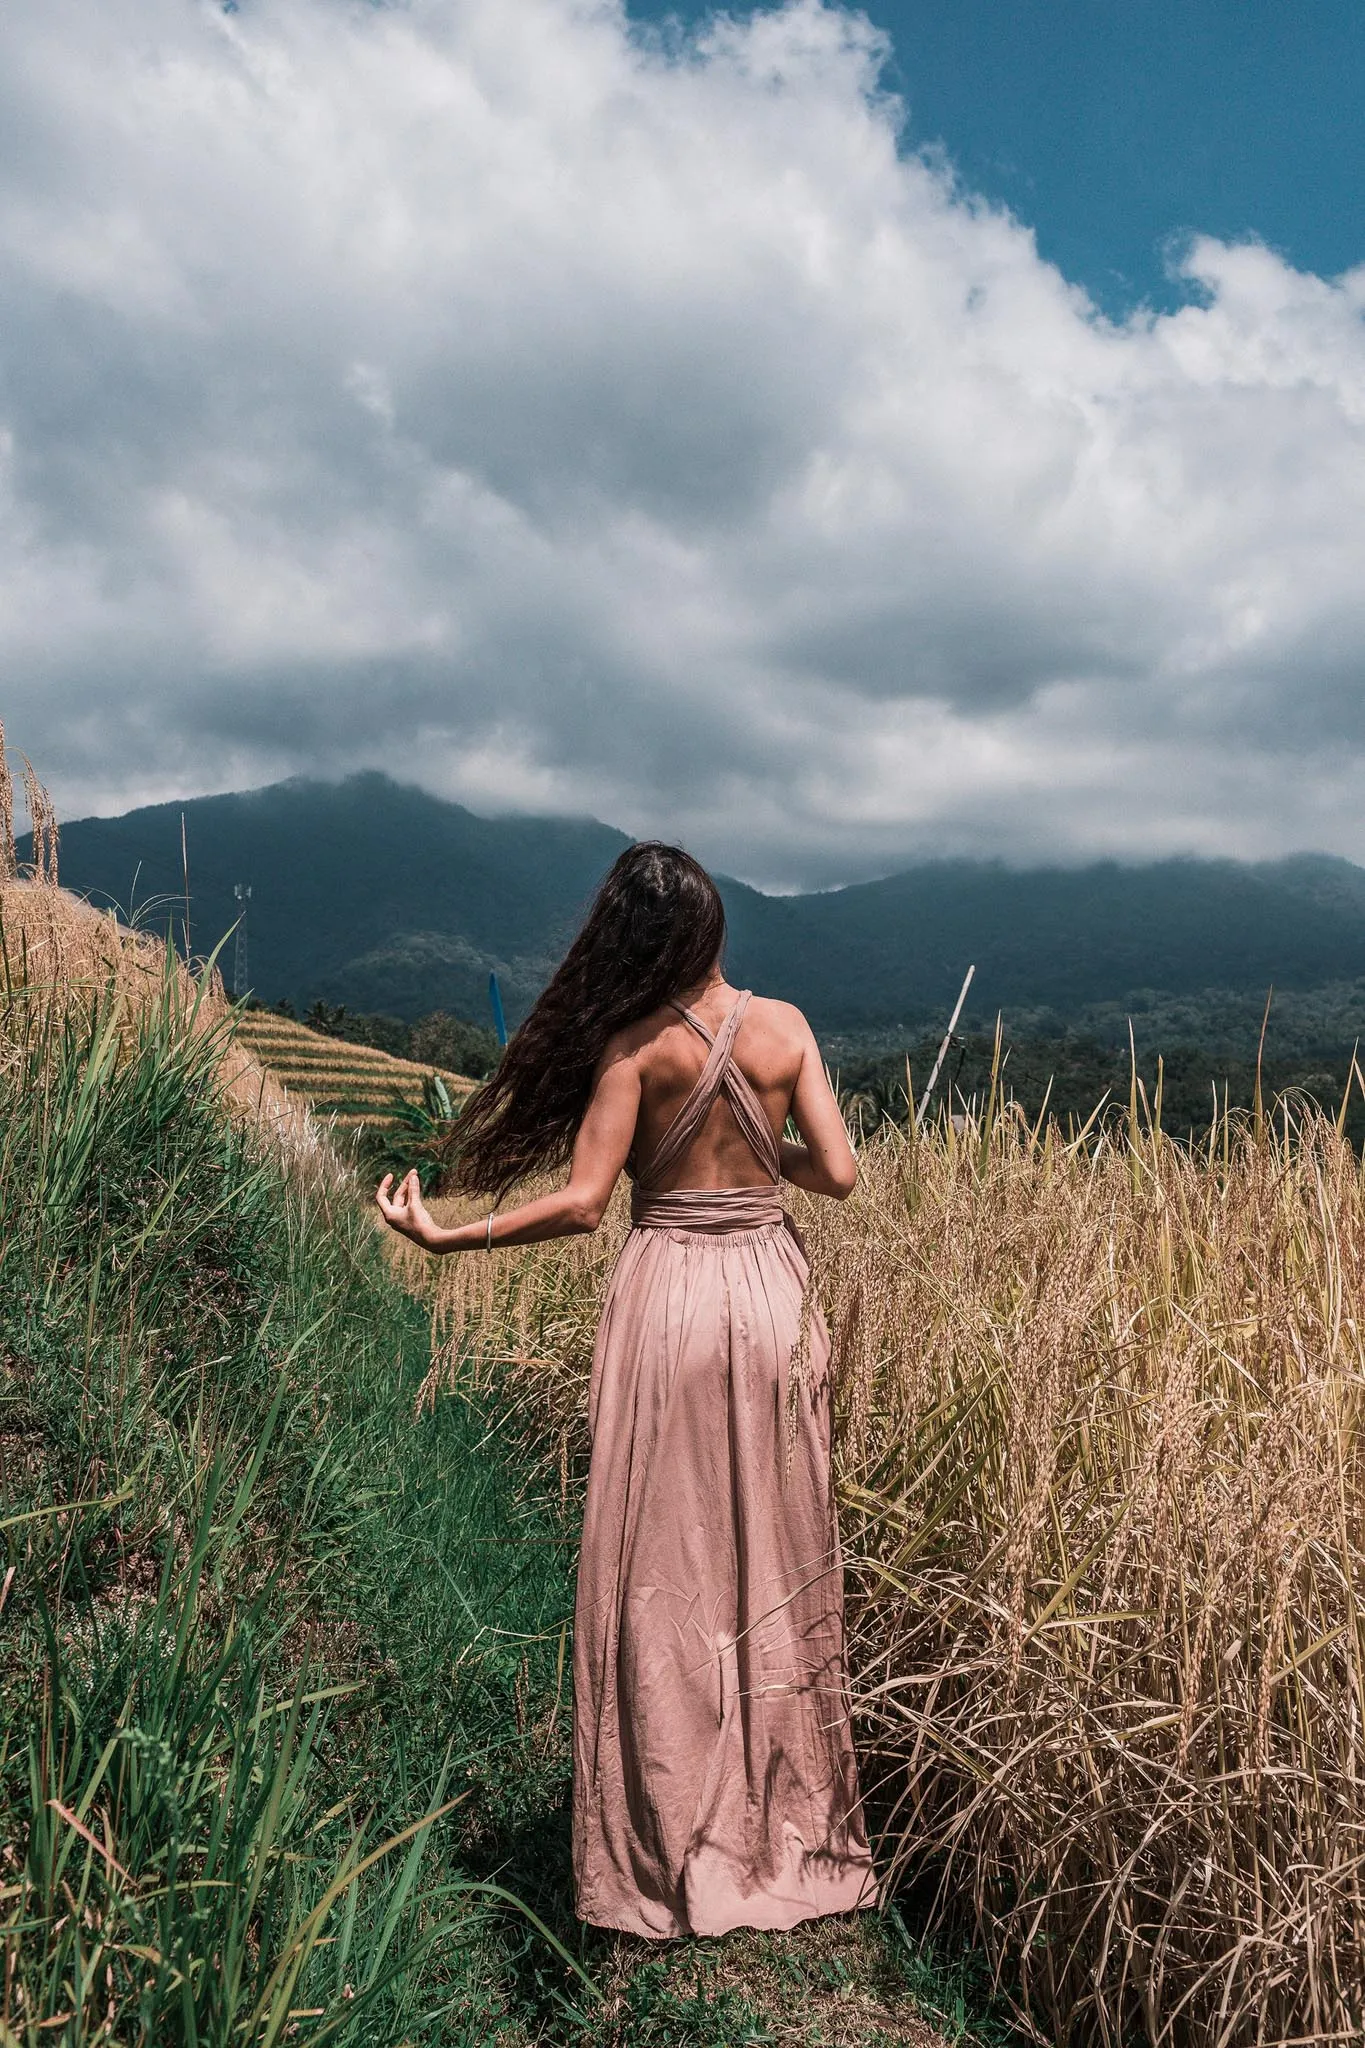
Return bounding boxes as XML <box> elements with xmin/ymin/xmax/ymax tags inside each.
<box><xmin>598</xmin><ymin>1005</ymin><xmax>676</xmax><ymax>1070</ymax></box>
<box><xmin>743</xmin><ymin>994</ymin><xmax>815</xmax><ymax>1050</ymax></box>
<box><xmin>596</xmin><ymin>993</ymin><xmax>811</xmax><ymax>1079</ymax></box>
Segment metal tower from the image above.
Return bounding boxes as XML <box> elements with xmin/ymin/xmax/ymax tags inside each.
<box><xmin>233</xmin><ymin>883</ymin><xmax>251</xmax><ymax>997</ymax></box>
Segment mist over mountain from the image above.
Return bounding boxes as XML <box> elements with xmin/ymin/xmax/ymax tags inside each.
<box><xmin>26</xmin><ymin>774</ymin><xmax>1365</xmax><ymax>1051</ymax></box>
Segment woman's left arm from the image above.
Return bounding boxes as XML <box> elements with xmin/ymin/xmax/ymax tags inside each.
<box><xmin>376</xmin><ymin>1048</ymin><xmax>641</xmax><ymax>1254</ymax></box>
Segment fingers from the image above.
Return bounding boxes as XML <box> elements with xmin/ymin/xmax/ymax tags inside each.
<box><xmin>376</xmin><ymin>1169</ymin><xmax>429</xmax><ymax>1236</ymax></box>
<box><xmin>376</xmin><ymin>1172</ymin><xmax>413</xmax><ymax>1227</ymax></box>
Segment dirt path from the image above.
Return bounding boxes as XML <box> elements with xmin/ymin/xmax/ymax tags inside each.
<box><xmin>580</xmin><ymin>1912</ymin><xmax>977</xmax><ymax>2046</ymax></box>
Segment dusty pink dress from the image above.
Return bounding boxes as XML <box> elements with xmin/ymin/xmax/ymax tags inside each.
<box><xmin>571</xmin><ymin>991</ymin><xmax>878</xmax><ymax>1939</ymax></box>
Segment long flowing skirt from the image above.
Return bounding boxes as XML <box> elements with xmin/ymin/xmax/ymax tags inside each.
<box><xmin>571</xmin><ymin>1218</ymin><xmax>878</xmax><ymax>1939</ymax></box>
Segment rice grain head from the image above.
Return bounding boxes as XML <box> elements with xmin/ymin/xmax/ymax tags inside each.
<box><xmin>0</xmin><ymin>721</ymin><xmax>16</xmax><ymax>883</ymax></box>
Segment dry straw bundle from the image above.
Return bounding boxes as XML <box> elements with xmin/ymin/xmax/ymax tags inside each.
<box><xmin>407</xmin><ymin>1088</ymin><xmax>1365</xmax><ymax>2047</ymax></box>
<box><xmin>0</xmin><ymin>724</ymin><xmax>163</xmax><ymax>1058</ymax></box>
<box><xmin>0</xmin><ymin>725</ymin><xmax>315</xmax><ymax>1155</ymax></box>
<box><xmin>0</xmin><ymin>721</ymin><xmax>59</xmax><ymax>886</ymax></box>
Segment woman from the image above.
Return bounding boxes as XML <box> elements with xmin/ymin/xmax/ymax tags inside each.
<box><xmin>376</xmin><ymin>842</ymin><xmax>878</xmax><ymax>1940</ymax></box>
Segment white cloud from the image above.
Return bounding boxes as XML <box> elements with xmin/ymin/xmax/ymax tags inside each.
<box><xmin>1</xmin><ymin>0</ymin><xmax>1363</xmax><ymax>885</ymax></box>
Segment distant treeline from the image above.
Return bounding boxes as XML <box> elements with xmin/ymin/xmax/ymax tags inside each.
<box><xmin>835</xmin><ymin>1030</ymin><xmax>1362</xmax><ymax>1146</ymax></box>
<box><xmin>825</xmin><ymin>980</ymin><xmax>1365</xmax><ymax>1068</ymax></box>
<box><xmin>829</xmin><ymin>980</ymin><xmax>1365</xmax><ymax>1145</ymax></box>
<box><xmin>245</xmin><ymin>985</ymin><xmax>1365</xmax><ymax>1147</ymax></box>
<box><xmin>245</xmin><ymin>987</ymin><xmax>1365</xmax><ymax>1146</ymax></box>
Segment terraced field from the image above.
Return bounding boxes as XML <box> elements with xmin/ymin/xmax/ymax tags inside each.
<box><xmin>235</xmin><ymin>1008</ymin><xmax>477</xmax><ymax>1130</ymax></box>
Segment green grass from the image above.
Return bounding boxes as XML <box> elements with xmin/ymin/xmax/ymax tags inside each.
<box><xmin>0</xmin><ymin>947</ymin><xmax>1016</xmax><ymax>2045</ymax></box>
<box><xmin>0</xmin><ymin>957</ymin><xmax>583</xmax><ymax>2042</ymax></box>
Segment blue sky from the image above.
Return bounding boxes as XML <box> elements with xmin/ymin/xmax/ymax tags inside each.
<box><xmin>630</xmin><ymin>0</ymin><xmax>1365</xmax><ymax>314</ymax></box>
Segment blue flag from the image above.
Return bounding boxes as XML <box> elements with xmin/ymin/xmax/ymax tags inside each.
<box><xmin>488</xmin><ymin>971</ymin><xmax>508</xmax><ymax>1048</ymax></box>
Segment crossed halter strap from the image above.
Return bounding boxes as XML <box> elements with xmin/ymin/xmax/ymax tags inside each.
<box><xmin>629</xmin><ymin>990</ymin><xmax>784</xmax><ymax>1231</ymax></box>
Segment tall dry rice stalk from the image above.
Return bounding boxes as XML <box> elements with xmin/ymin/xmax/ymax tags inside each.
<box><xmin>402</xmin><ymin>1090</ymin><xmax>1365</xmax><ymax>2047</ymax></box>
<box><xmin>20</xmin><ymin>752</ymin><xmax>58</xmax><ymax>885</ymax></box>
<box><xmin>0</xmin><ymin>721</ymin><xmax>15</xmax><ymax>883</ymax></box>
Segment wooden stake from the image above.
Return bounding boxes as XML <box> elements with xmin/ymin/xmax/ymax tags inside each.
<box><xmin>915</xmin><ymin>963</ymin><xmax>976</xmax><ymax>1128</ymax></box>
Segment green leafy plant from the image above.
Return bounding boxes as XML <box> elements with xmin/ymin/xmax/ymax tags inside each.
<box><xmin>363</xmin><ymin>1070</ymin><xmax>468</xmax><ymax>1192</ymax></box>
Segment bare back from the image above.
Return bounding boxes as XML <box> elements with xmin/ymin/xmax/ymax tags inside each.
<box><xmin>378</xmin><ymin>976</ymin><xmax>855</xmax><ymax>1253</ymax></box>
<box><xmin>613</xmin><ymin>986</ymin><xmax>815</xmax><ymax>1193</ymax></box>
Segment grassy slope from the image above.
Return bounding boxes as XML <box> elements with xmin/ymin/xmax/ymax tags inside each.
<box><xmin>0</xmin><ymin>936</ymin><xmax>1009</xmax><ymax>2045</ymax></box>
<box><xmin>0</xmin><ymin>964</ymin><xmax>580</xmax><ymax>2043</ymax></box>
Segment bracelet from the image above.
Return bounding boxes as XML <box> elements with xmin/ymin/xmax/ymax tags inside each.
<box><xmin>485</xmin><ymin>1210</ymin><xmax>495</xmax><ymax>1251</ymax></box>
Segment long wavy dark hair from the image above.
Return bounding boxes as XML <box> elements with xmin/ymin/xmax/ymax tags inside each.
<box><xmin>448</xmin><ymin>842</ymin><xmax>726</xmax><ymax>1199</ymax></box>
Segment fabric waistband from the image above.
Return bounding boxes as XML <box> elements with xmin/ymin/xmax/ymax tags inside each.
<box><xmin>629</xmin><ymin>1185</ymin><xmax>785</xmax><ymax>1232</ymax></box>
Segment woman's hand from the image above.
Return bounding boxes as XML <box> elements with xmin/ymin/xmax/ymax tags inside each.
<box><xmin>375</xmin><ymin>1169</ymin><xmax>444</xmax><ymax>1250</ymax></box>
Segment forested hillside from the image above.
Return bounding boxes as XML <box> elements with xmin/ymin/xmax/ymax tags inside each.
<box><xmin>28</xmin><ymin>773</ymin><xmax>633</xmax><ymax>1024</ymax></box>
<box><xmin>731</xmin><ymin>853</ymin><xmax>1365</xmax><ymax>1028</ymax></box>
<box><xmin>30</xmin><ymin>774</ymin><xmax>1365</xmax><ymax>1058</ymax></box>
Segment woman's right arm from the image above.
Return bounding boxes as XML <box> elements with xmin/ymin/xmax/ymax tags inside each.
<box><xmin>377</xmin><ymin>1045</ymin><xmax>641</xmax><ymax>1252</ymax></box>
<box><xmin>779</xmin><ymin>1014</ymin><xmax>858</xmax><ymax>1199</ymax></box>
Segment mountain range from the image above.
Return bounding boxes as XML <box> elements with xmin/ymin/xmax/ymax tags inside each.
<box><xmin>22</xmin><ymin>773</ymin><xmax>1365</xmax><ymax>1053</ymax></box>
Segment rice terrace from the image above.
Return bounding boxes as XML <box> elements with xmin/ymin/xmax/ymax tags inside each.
<box><xmin>233</xmin><ymin>1008</ymin><xmax>476</xmax><ymax>1143</ymax></box>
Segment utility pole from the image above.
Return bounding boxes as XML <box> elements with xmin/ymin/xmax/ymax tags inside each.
<box><xmin>180</xmin><ymin>812</ymin><xmax>191</xmax><ymax>959</ymax></box>
<box><xmin>233</xmin><ymin>883</ymin><xmax>252</xmax><ymax>997</ymax></box>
